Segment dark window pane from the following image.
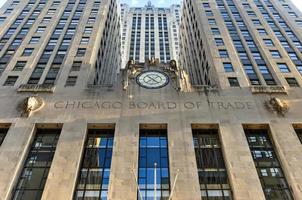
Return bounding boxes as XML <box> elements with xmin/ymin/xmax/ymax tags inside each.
<box><xmin>13</xmin><ymin>129</ymin><xmax>61</xmax><ymax>199</ymax></box>
<box><xmin>245</xmin><ymin>129</ymin><xmax>293</xmax><ymax>200</ymax></box>
<box><xmin>193</xmin><ymin>129</ymin><xmax>233</xmax><ymax>200</ymax></box>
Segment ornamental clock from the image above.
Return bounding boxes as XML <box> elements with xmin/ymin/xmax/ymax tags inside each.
<box><xmin>136</xmin><ymin>70</ymin><xmax>169</xmax><ymax>89</ymax></box>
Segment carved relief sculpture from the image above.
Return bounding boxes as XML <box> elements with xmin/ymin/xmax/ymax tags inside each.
<box><xmin>264</xmin><ymin>97</ymin><xmax>289</xmax><ymax>116</ymax></box>
<box><xmin>19</xmin><ymin>96</ymin><xmax>44</xmax><ymax>117</ymax></box>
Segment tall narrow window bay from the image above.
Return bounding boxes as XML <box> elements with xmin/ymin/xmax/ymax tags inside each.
<box><xmin>13</xmin><ymin>129</ymin><xmax>61</xmax><ymax>199</ymax></box>
<box><xmin>74</xmin><ymin>129</ymin><xmax>114</xmax><ymax>200</ymax></box>
<box><xmin>193</xmin><ymin>129</ymin><xmax>233</xmax><ymax>200</ymax></box>
<box><xmin>138</xmin><ymin>129</ymin><xmax>170</xmax><ymax>200</ymax></box>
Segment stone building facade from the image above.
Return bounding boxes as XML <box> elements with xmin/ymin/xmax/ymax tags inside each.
<box><xmin>0</xmin><ymin>0</ymin><xmax>301</xmax><ymax>200</ymax></box>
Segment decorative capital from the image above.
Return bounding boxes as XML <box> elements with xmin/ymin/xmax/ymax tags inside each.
<box><xmin>264</xmin><ymin>97</ymin><xmax>289</xmax><ymax>116</ymax></box>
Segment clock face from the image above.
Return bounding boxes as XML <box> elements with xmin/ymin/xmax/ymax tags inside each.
<box><xmin>136</xmin><ymin>70</ymin><xmax>169</xmax><ymax>89</ymax></box>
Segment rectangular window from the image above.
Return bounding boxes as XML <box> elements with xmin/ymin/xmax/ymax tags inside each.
<box><xmin>211</xmin><ymin>28</ymin><xmax>220</xmax><ymax>35</ymax></box>
<box><xmin>13</xmin><ymin>129</ymin><xmax>61</xmax><ymax>199</ymax></box>
<box><xmin>270</xmin><ymin>50</ymin><xmax>281</xmax><ymax>59</ymax></box>
<box><xmin>219</xmin><ymin>50</ymin><xmax>229</xmax><ymax>58</ymax></box>
<box><xmin>277</xmin><ymin>63</ymin><xmax>290</xmax><ymax>73</ymax></box>
<box><xmin>76</xmin><ymin>48</ymin><xmax>86</xmax><ymax>57</ymax></box>
<box><xmin>4</xmin><ymin>76</ymin><xmax>18</xmax><ymax>86</ymax></box>
<box><xmin>13</xmin><ymin>61</ymin><xmax>26</xmax><ymax>71</ymax></box>
<box><xmin>223</xmin><ymin>63</ymin><xmax>234</xmax><ymax>72</ymax></box>
<box><xmin>228</xmin><ymin>77</ymin><xmax>239</xmax><ymax>87</ymax></box>
<box><xmin>22</xmin><ymin>48</ymin><xmax>34</xmax><ymax>56</ymax></box>
<box><xmin>36</xmin><ymin>26</ymin><xmax>46</xmax><ymax>33</ymax></box>
<box><xmin>138</xmin><ymin>128</ymin><xmax>170</xmax><ymax>200</ymax></box>
<box><xmin>0</xmin><ymin>128</ymin><xmax>9</xmax><ymax>145</ymax></box>
<box><xmin>29</xmin><ymin>37</ymin><xmax>40</xmax><ymax>44</ymax></box>
<box><xmin>263</xmin><ymin>39</ymin><xmax>274</xmax><ymax>46</ymax></box>
<box><xmin>80</xmin><ymin>37</ymin><xmax>90</xmax><ymax>45</ymax></box>
<box><xmin>245</xmin><ymin>129</ymin><xmax>293</xmax><ymax>199</ymax></box>
<box><xmin>215</xmin><ymin>38</ymin><xmax>224</xmax><ymax>46</ymax></box>
<box><xmin>193</xmin><ymin>128</ymin><xmax>233</xmax><ymax>200</ymax></box>
<box><xmin>71</xmin><ymin>61</ymin><xmax>82</xmax><ymax>71</ymax></box>
<box><xmin>65</xmin><ymin>76</ymin><xmax>77</xmax><ymax>87</ymax></box>
<box><xmin>74</xmin><ymin>129</ymin><xmax>114</xmax><ymax>200</ymax></box>
<box><xmin>286</xmin><ymin>78</ymin><xmax>299</xmax><ymax>87</ymax></box>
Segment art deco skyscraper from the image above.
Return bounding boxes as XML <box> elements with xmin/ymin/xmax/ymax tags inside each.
<box><xmin>0</xmin><ymin>0</ymin><xmax>120</xmax><ymax>88</ymax></box>
<box><xmin>180</xmin><ymin>0</ymin><xmax>302</xmax><ymax>89</ymax></box>
<box><xmin>120</xmin><ymin>2</ymin><xmax>181</xmax><ymax>67</ymax></box>
<box><xmin>0</xmin><ymin>0</ymin><xmax>302</xmax><ymax>200</ymax></box>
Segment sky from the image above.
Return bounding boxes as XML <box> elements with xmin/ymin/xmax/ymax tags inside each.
<box><xmin>0</xmin><ymin>0</ymin><xmax>301</xmax><ymax>13</ymax></box>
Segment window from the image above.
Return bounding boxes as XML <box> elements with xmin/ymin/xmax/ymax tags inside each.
<box><xmin>22</xmin><ymin>48</ymin><xmax>34</xmax><ymax>56</ymax></box>
<box><xmin>84</xmin><ymin>27</ymin><xmax>93</xmax><ymax>35</ymax></box>
<box><xmin>219</xmin><ymin>50</ymin><xmax>229</xmax><ymax>58</ymax></box>
<box><xmin>4</xmin><ymin>76</ymin><xmax>18</xmax><ymax>86</ymax></box>
<box><xmin>203</xmin><ymin>3</ymin><xmax>210</xmax><ymax>8</ymax></box>
<box><xmin>0</xmin><ymin>128</ymin><xmax>9</xmax><ymax>146</ymax></box>
<box><xmin>0</xmin><ymin>17</ymin><xmax>6</xmax><ymax>24</ymax></box>
<box><xmin>12</xmin><ymin>129</ymin><xmax>61</xmax><ymax>200</ymax></box>
<box><xmin>223</xmin><ymin>63</ymin><xmax>234</xmax><ymax>72</ymax></box>
<box><xmin>258</xmin><ymin>29</ymin><xmax>267</xmax><ymax>36</ymax></box>
<box><xmin>252</xmin><ymin>19</ymin><xmax>261</xmax><ymax>26</ymax></box>
<box><xmin>228</xmin><ymin>77</ymin><xmax>239</xmax><ymax>87</ymax></box>
<box><xmin>288</xmin><ymin>53</ymin><xmax>298</xmax><ymax>60</ymax></box>
<box><xmin>205</xmin><ymin>10</ymin><xmax>213</xmax><ymax>16</ymax></box>
<box><xmin>211</xmin><ymin>28</ymin><xmax>220</xmax><ymax>35</ymax></box>
<box><xmin>87</xmin><ymin>17</ymin><xmax>96</xmax><ymax>24</ymax></box>
<box><xmin>286</xmin><ymin>78</ymin><xmax>299</xmax><ymax>87</ymax></box>
<box><xmin>13</xmin><ymin>61</ymin><xmax>26</xmax><ymax>71</ymax></box>
<box><xmin>29</xmin><ymin>37</ymin><xmax>40</xmax><ymax>44</ymax></box>
<box><xmin>215</xmin><ymin>38</ymin><xmax>224</xmax><ymax>46</ymax></box>
<box><xmin>74</xmin><ymin>129</ymin><xmax>114</xmax><ymax>200</ymax></box>
<box><xmin>41</xmin><ymin>17</ymin><xmax>51</xmax><ymax>24</ymax></box>
<box><xmin>66</xmin><ymin>28</ymin><xmax>76</xmax><ymax>35</ymax></box>
<box><xmin>138</xmin><ymin>128</ymin><xmax>170</xmax><ymax>199</ymax></box>
<box><xmin>36</xmin><ymin>26</ymin><xmax>46</xmax><ymax>33</ymax></box>
<box><xmin>65</xmin><ymin>76</ymin><xmax>77</xmax><ymax>87</ymax></box>
<box><xmin>263</xmin><ymin>39</ymin><xmax>274</xmax><ymax>46</ymax></box>
<box><xmin>12</xmin><ymin>39</ymin><xmax>22</xmax><ymax>46</ymax></box>
<box><xmin>71</xmin><ymin>61</ymin><xmax>82</xmax><ymax>71</ymax></box>
<box><xmin>245</xmin><ymin>129</ymin><xmax>293</xmax><ymax>200</ymax></box>
<box><xmin>270</xmin><ymin>50</ymin><xmax>281</xmax><ymax>58</ymax></box>
<box><xmin>80</xmin><ymin>37</ymin><xmax>90</xmax><ymax>45</ymax></box>
<box><xmin>208</xmin><ymin>19</ymin><xmax>216</xmax><ymax>25</ymax></box>
<box><xmin>76</xmin><ymin>48</ymin><xmax>86</xmax><ymax>57</ymax></box>
<box><xmin>277</xmin><ymin>63</ymin><xmax>290</xmax><ymax>73</ymax></box>
<box><xmin>193</xmin><ymin>129</ymin><xmax>233</xmax><ymax>200</ymax></box>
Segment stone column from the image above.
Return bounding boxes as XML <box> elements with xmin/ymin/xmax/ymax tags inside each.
<box><xmin>219</xmin><ymin>122</ymin><xmax>265</xmax><ymax>200</ymax></box>
<box><xmin>269</xmin><ymin>121</ymin><xmax>302</xmax><ymax>199</ymax></box>
<box><xmin>108</xmin><ymin>119</ymin><xmax>139</xmax><ymax>200</ymax></box>
<box><xmin>0</xmin><ymin>120</ymin><xmax>35</xmax><ymax>200</ymax></box>
<box><xmin>41</xmin><ymin>119</ymin><xmax>87</xmax><ymax>200</ymax></box>
<box><xmin>167</xmin><ymin>121</ymin><xmax>201</xmax><ymax>200</ymax></box>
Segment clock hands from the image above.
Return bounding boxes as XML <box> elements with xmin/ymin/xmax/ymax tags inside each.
<box><xmin>144</xmin><ymin>74</ymin><xmax>162</xmax><ymax>84</ymax></box>
<box><xmin>136</xmin><ymin>70</ymin><xmax>169</xmax><ymax>89</ymax></box>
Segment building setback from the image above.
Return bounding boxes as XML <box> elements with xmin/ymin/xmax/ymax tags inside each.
<box><xmin>120</xmin><ymin>2</ymin><xmax>181</xmax><ymax>67</ymax></box>
<box><xmin>0</xmin><ymin>0</ymin><xmax>301</xmax><ymax>200</ymax></box>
